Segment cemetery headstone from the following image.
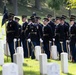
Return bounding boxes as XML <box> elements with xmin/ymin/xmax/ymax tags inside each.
<box><xmin>16</xmin><ymin>47</ymin><xmax>24</xmax><ymax>63</ymax></box>
<box><xmin>47</xmin><ymin>63</ymin><xmax>60</xmax><ymax>75</ymax></box>
<box><xmin>39</xmin><ymin>54</ymin><xmax>47</xmax><ymax>75</ymax></box>
<box><xmin>2</xmin><ymin>63</ymin><xmax>18</xmax><ymax>75</ymax></box>
<box><xmin>0</xmin><ymin>40</ymin><xmax>4</xmax><ymax>65</ymax></box>
<box><xmin>13</xmin><ymin>53</ymin><xmax>23</xmax><ymax>75</ymax></box>
<box><xmin>35</xmin><ymin>46</ymin><xmax>41</xmax><ymax>60</ymax></box>
<box><xmin>61</xmin><ymin>52</ymin><xmax>68</xmax><ymax>73</ymax></box>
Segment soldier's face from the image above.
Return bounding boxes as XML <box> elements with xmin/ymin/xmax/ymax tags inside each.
<box><xmin>61</xmin><ymin>20</ymin><xmax>64</xmax><ymax>25</ymax></box>
<box><xmin>15</xmin><ymin>20</ymin><xmax>19</xmax><ymax>23</ymax></box>
<box><xmin>22</xmin><ymin>18</ymin><xmax>26</xmax><ymax>22</ymax></box>
<box><xmin>48</xmin><ymin>17</ymin><xmax>51</xmax><ymax>21</ymax></box>
<box><xmin>43</xmin><ymin>20</ymin><xmax>47</xmax><ymax>25</ymax></box>
<box><xmin>9</xmin><ymin>16</ymin><xmax>13</xmax><ymax>20</ymax></box>
<box><xmin>56</xmin><ymin>20</ymin><xmax>60</xmax><ymax>24</ymax></box>
<box><xmin>70</xmin><ymin>21</ymin><xmax>74</xmax><ymax>25</ymax></box>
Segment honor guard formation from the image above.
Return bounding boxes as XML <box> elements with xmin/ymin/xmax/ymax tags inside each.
<box><xmin>6</xmin><ymin>12</ymin><xmax>76</xmax><ymax>63</ymax></box>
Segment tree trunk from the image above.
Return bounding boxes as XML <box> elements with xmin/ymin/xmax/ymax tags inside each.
<box><xmin>53</xmin><ymin>9</ymin><xmax>56</xmax><ymax>17</ymax></box>
<box><xmin>68</xmin><ymin>9</ymin><xmax>71</xmax><ymax>17</ymax></box>
<box><xmin>12</xmin><ymin>0</ymin><xmax>18</xmax><ymax>15</ymax></box>
<box><xmin>0</xmin><ymin>0</ymin><xmax>3</xmax><ymax>6</ymax></box>
<box><xmin>35</xmin><ymin>0</ymin><xmax>41</xmax><ymax>10</ymax></box>
<box><xmin>8</xmin><ymin>0</ymin><xmax>13</xmax><ymax>4</ymax></box>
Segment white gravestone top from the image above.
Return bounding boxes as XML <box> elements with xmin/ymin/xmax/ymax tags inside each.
<box><xmin>47</xmin><ymin>63</ymin><xmax>60</xmax><ymax>75</ymax></box>
<box><xmin>2</xmin><ymin>63</ymin><xmax>18</xmax><ymax>75</ymax></box>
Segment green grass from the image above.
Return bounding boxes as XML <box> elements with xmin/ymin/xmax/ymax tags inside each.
<box><xmin>0</xmin><ymin>56</ymin><xmax>76</xmax><ymax>75</ymax></box>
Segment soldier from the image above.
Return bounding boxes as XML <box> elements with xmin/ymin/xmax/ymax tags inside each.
<box><xmin>25</xmin><ymin>17</ymin><xmax>41</xmax><ymax>59</ymax></box>
<box><xmin>35</xmin><ymin>16</ymin><xmax>43</xmax><ymax>38</ymax></box>
<box><xmin>42</xmin><ymin>18</ymin><xmax>53</xmax><ymax>59</ymax></box>
<box><xmin>47</xmin><ymin>14</ymin><xmax>56</xmax><ymax>38</ymax></box>
<box><xmin>61</xmin><ymin>15</ymin><xmax>69</xmax><ymax>27</ymax></box>
<box><xmin>69</xmin><ymin>17</ymin><xmax>76</xmax><ymax>62</ymax></box>
<box><xmin>54</xmin><ymin>17</ymin><xmax>62</xmax><ymax>60</ymax></box>
<box><xmin>15</xmin><ymin>17</ymin><xmax>21</xmax><ymax>47</ymax></box>
<box><xmin>60</xmin><ymin>16</ymin><xmax>69</xmax><ymax>52</ymax></box>
<box><xmin>6</xmin><ymin>13</ymin><xmax>18</xmax><ymax>62</ymax></box>
<box><xmin>21</xmin><ymin>15</ymin><xmax>28</xmax><ymax>58</ymax></box>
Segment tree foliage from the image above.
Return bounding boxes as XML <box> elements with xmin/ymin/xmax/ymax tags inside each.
<box><xmin>48</xmin><ymin>0</ymin><xmax>64</xmax><ymax>10</ymax></box>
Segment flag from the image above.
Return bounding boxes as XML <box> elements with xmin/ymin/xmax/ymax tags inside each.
<box><xmin>1</xmin><ymin>5</ymin><xmax>8</xmax><ymax>26</ymax></box>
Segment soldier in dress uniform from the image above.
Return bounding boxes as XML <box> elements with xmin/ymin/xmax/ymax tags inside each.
<box><xmin>47</xmin><ymin>14</ymin><xmax>56</xmax><ymax>38</ymax></box>
<box><xmin>6</xmin><ymin>13</ymin><xmax>18</xmax><ymax>62</ymax></box>
<box><xmin>54</xmin><ymin>17</ymin><xmax>62</xmax><ymax>59</ymax></box>
<box><xmin>15</xmin><ymin>17</ymin><xmax>21</xmax><ymax>47</ymax></box>
<box><xmin>69</xmin><ymin>17</ymin><xmax>76</xmax><ymax>62</ymax></box>
<box><xmin>24</xmin><ymin>17</ymin><xmax>41</xmax><ymax>59</ymax></box>
<box><xmin>21</xmin><ymin>15</ymin><xmax>28</xmax><ymax>58</ymax></box>
<box><xmin>42</xmin><ymin>18</ymin><xmax>53</xmax><ymax>59</ymax></box>
<box><xmin>60</xmin><ymin>16</ymin><xmax>69</xmax><ymax>52</ymax></box>
<box><xmin>27</xmin><ymin>18</ymin><xmax>32</xmax><ymax>56</ymax></box>
<box><xmin>35</xmin><ymin>16</ymin><xmax>43</xmax><ymax>38</ymax></box>
<box><xmin>61</xmin><ymin>15</ymin><xmax>69</xmax><ymax>27</ymax></box>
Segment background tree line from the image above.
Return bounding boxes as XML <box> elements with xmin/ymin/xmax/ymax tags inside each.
<box><xmin>0</xmin><ymin>0</ymin><xmax>76</xmax><ymax>16</ymax></box>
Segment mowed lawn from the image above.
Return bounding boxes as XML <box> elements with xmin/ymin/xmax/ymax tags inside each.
<box><xmin>0</xmin><ymin>56</ymin><xmax>76</xmax><ymax>75</ymax></box>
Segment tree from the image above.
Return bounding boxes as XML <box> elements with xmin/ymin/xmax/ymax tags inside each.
<box><xmin>0</xmin><ymin>0</ymin><xmax>3</xmax><ymax>6</ymax></box>
<box><xmin>48</xmin><ymin>0</ymin><xmax>64</xmax><ymax>16</ymax></box>
<box><xmin>12</xmin><ymin>0</ymin><xmax>18</xmax><ymax>15</ymax></box>
<box><xmin>8</xmin><ymin>0</ymin><xmax>13</xmax><ymax>4</ymax></box>
<box><xmin>65</xmin><ymin>0</ymin><xmax>76</xmax><ymax>17</ymax></box>
<box><xmin>35</xmin><ymin>0</ymin><xmax>41</xmax><ymax>10</ymax></box>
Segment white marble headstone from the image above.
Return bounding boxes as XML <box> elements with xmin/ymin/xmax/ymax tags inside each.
<box><xmin>61</xmin><ymin>52</ymin><xmax>68</xmax><ymax>73</ymax></box>
<box><xmin>2</xmin><ymin>63</ymin><xmax>18</xmax><ymax>75</ymax></box>
<box><xmin>4</xmin><ymin>43</ymin><xmax>10</xmax><ymax>56</ymax></box>
<box><xmin>0</xmin><ymin>40</ymin><xmax>4</xmax><ymax>65</ymax></box>
<box><xmin>2</xmin><ymin>28</ymin><xmax>5</xmax><ymax>35</ymax></box>
<box><xmin>39</xmin><ymin>54</ymin><xmax>47</xmax><ymax>75</ymax></box>
<box><xmin>0</xmin><ymin>33</ymin><xmax>2</xmax><ymax>39</ymax></box>
<box><xmin>16</xmin><ymin>47</ymin><xmax>24</xmax><ymax>63</ymax></box>
<box><xmin>13</xmin><ymin>53</ymin><xmax>23</xmax><ymax>75</ymax></box>
<box><xmin>51</xmin><ymin>45</ymin><xmax>58</xmax><ymax>60</ymax></box>
<box><xmin>3</xmin><ymin>36</ymin><xmax>6</xmax><ymax>44</ymax></box>
<box><xmin>47</xmin><ymin>63</ymin><xmax>60</xmax><ymax>75</ymax></box>
<box><xmin>35</xmin><ymin>46</ymin><xmax>41</xmax><ymax>61</ymax></box>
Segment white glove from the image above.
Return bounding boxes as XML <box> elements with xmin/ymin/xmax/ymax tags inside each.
<box><xmin>27</xmin><ymin>39</ymin><xmax>31</xmax><ymax>42</ymax></box>
<box><xmin>53</xmin><ymin>38</ymin><xmax>55</xmax><ymax>41</ymax></box>
<box><xmin>40</xmin><ymin>38</ymin><xmax>43</xmax><ymax>43</ymax></box>
<box><xmin>14</xmin><ymin>39</ymin><xmax>17</xmax><ymax>42</ymax></box>
<box><xmin>49</xmin><ymin>41</ymin><xmax>52</xmax><ymax>43</ymax></box>
<box><xmin>66</xmin><ymin>40</ymin><xmax>69</xmax><ymax>43</ymax></box>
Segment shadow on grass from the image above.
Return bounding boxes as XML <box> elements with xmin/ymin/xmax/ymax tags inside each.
<box><xmin>23</xmin><ymin>63</ymin><xmax>28</xmax><ymax>66</ymax></box>
<box><xmin>4</xmin><ymin>56</ymin><xmax>11</xmax><ymax>63</ymax></box>
<box><xmin>23</xmin><ymin>71</ymin><xmax>40</xmax><ymax>75</ymax></box>
<box><xmin>69</xmin><ymin>61</ymin><xmax>76</xmax><ymax>64</ymax></box>
<box><xmin>0</xmin><ymin>70</ymin><xmax>2</xmax><ymax>75</ymax></box>
<box><xmin>65</xmin><ymin>73</ymin><xmax>73</xmax><ymax>75</ymax></box>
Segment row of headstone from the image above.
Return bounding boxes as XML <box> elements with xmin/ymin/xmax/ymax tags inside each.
<box><xmin>13</xmin><ymin>53</ymin><xmax>23</xmax><ymax>75</ymax></box>
<box><xmin>39</xmin><ymin>53</ymin><xmax>68</xmax><ymax>75</ymax></box>
<box><xmin>0</xmin><ymin>29</ymin><xmax>23</xmax><ymax>75</ymax></box>
<box><xmin>39</xmin><ymin>54</ymin><xmax>60</xmax><ymax>75</ymax></box>
<box><xmin>35</xmin><ymin>45</ymin><xmax>58</xmax><ymax>61</ymax></box>
<box><xmin>2</xmin><ymin>53</ymin><xmax>23</xmax><ymax>75</ymax></box>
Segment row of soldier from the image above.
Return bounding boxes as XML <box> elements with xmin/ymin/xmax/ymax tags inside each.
<box><xmin>6</xmin><ymin>12</ymin><xmax>76</xmax><ymax>63</ymax></box>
